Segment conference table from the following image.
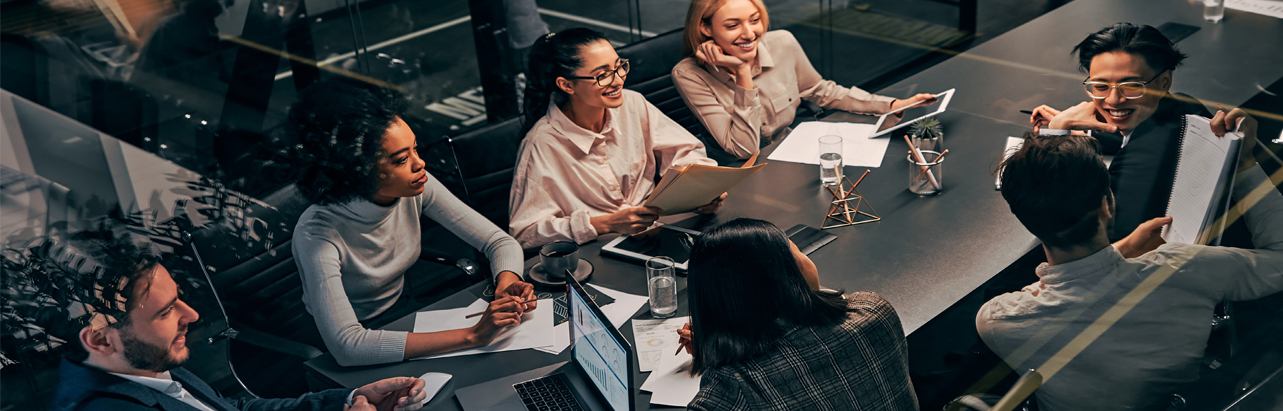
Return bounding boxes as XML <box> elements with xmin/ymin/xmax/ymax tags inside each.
<box><xmin>303</xmin><ymin>0</ymin><xmax>1283</xmax><ymax>408</ymax></box>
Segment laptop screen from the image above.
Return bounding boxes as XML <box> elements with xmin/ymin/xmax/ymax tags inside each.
<box><xmin>570</xmin><ymin>281</ymin><xmax>631</xmax><ymax>411</ymax></box>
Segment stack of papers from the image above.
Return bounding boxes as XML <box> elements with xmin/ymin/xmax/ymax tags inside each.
<box><xmin>411</xmin><ymin>298</ymin><xmax>554</xmax><ymax>359</ymax></box>
<box><xmin>767</xmin><ymin>122</ymin><xmax>889</xmax><ymax>168</ymax></box>
<box><xmin>533</xmin><ymin>285</ymin><xmax>650</xmax><ymax>355</ymax></box>
<box><xmin>640</xmin><ymin>350</ymin><xmax>702</xmax><ymax>407</ymax></box>
<box><xmin>646</xmin><ymin>155</ymin><xmax>766</xmax><ymax>216</ymax></box>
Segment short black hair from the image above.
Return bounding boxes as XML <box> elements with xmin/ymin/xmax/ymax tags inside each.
<box><xmin>289</xmin><ymin>77</ymin><xmax>408</xmax><ymax>205</ymax></box>
<box><xmin>999</xmin><ymin>132</ymin><xmax>1111</xmax><ymax>248</ymax></box>
<box><xmin>686</xmin><ymin>218</ymin><xmax>851</xmax><ymax>374</ymax></box>
<box><xmin>1073</xmin><ymin>23</ymin><xmax>1187</xmax><ymax>74</ymax></box>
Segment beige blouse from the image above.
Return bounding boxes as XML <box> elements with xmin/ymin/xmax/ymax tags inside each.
<box><xmin>672</xmin><ymin>30</ymin><xmax>896</xmax><ymax>159</ymax></box>
<box><xmin>509</xmin><ymin>90</ymin><xmax>716</xmax><ymax>248</ymax></box>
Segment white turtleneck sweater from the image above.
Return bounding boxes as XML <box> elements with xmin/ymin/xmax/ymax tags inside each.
<box><xmin>292</xmin><ymin>173</ymin><xmax>524</xmax><ymax>366</ymax></box>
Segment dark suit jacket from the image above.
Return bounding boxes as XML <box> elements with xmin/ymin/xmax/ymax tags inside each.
<box><xmin>51</xmin><ymin>358</ymin><xmax>349</xmax><ymax>411</ymax></box>
<box><xmin>1094</xmin><ymin>92</ymin><xmax>1211</xmax><ymax>241</ymax></box>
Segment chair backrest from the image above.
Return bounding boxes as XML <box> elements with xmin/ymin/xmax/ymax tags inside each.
<box><xmin>186</xmin><ymin>184</ymin><xmax>323</xmax><ymax>349</ymax></box>
<box><xmin>447</xmin><ymin>116</ymin><xmax>524</xmax><ymax>229</ymax></box>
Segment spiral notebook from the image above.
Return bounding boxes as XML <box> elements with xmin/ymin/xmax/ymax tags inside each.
<box><xmin>1161</xmin><ymin>115</ymin><xmax>1242</xmax><ymax>245</ymax></box>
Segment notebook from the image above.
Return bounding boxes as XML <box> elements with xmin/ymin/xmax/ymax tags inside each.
<box><xmin>1161</xmin><ymin>115</ymin><xmax>1242</xmax><ymax>245</ymax></box>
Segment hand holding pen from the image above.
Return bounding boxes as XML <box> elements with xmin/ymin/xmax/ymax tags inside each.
<box><xmin>674</xmin><ymin>323</ymin><xmax>693</xmax><ymax>356</ymax></box>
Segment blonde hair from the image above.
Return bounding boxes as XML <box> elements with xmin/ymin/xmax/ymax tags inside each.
<box><xmin>681</xmin><ymin>0</ymin><xmax>770</xmax><ymax>59</ymax></box>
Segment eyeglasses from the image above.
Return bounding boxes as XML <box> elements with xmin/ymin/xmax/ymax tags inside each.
<box><xmin>1082</xmin><ymin>71</ymin><xmax>1165</xmax><ymax>100</ymax></box>
<box><xmin>564</xmin><ymin>59</ymin><xmax>630</xmax><ymax>87</ymax></box>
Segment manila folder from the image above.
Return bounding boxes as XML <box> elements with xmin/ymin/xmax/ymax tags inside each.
<box><xmin>645</xmin><ymin>162</ymin><xmax>765</xmax><ymax>216</ymax></box>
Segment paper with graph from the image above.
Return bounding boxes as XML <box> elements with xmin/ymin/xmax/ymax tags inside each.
<box><xmin>1162</xmin><ymin>115</ymin><xmax>1242</xmax><ymax>245</ymax></box>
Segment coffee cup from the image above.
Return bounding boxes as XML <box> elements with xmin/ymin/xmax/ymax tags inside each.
<box><xmin>539</xmin><ymin>241</ymin><xmax>579</xmax><ymax>280</ymax></box>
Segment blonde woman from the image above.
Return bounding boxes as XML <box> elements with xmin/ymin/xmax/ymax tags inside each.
<box><xmin>672</xmin><ymin>0</ymin><xmax>938</xmax><ymax>159</ymax></box>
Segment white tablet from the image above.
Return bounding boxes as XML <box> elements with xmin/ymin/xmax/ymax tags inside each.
<box><xmin>868</xmin><ymin>89</ymin><xmax>955</xmax><ymax>138</ymax></box>
<box><xmin>600</xmin><ymin>224</ymin><xmax>701</xmax><ymax>272</ymax></box>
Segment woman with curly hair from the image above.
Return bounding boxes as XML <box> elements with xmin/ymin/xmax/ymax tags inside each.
<box><xmin>290</xmin><ymin>78</ymin><xmax>534</xmax><ymax>367</ymax></box>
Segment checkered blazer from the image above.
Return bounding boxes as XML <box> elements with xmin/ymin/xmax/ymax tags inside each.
<box><xmin>687</xmin><ymin>291</ymin><xmax>918</xmax><ymax>411</ymax></box>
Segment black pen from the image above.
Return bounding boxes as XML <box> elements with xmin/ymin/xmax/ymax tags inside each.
<box><xmin>1020</xmin><ymin>110</ymin><xmax>1033</xmax><ymax>115</ymax></box>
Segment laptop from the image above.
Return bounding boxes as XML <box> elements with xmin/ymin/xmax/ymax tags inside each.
<box><xmin>455</xmin><ymin>273</ymin><xmax>636</xmax><ymax>411</ymax></box>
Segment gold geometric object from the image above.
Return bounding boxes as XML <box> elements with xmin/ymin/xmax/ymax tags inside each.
<box><xmin>821</xmin><ymin>175</ymin><xmax>880</xmax><ymax>229</ymax></box>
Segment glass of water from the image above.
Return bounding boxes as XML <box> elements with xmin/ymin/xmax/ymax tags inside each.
<box><xmin>646</xmin><ymin>256</ymin><xmax>677</xmax><ymax>318</ymax></box>
<box><xmin>818</xmin><ymin>135</ymin><xmax>843</xmax><ymax>186</ymax></box>
<box><xmin>1204</xmin><ymin>0</ymin><xmax>1225</xmax><ymax>23</ymax></box>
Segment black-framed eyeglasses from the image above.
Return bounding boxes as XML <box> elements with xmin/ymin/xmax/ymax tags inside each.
<box><xmin>1082</xmin><ymin>71</ymin><xmax>1165</xmax><ymax>100</ymax></box>
<box><xmin>564</xmin><ymin>59</ymin><xmax>630</xmax><ymax>87</ymax></box>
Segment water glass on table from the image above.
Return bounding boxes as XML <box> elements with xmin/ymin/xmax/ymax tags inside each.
<box><xmin>646</xmin><ymin>256</ymin><xmax>677</xmax><ymax>318</ymax></box>
<box><xmin>818</xmin><ymin>135</ymin><xmax>843</xmax><ymax>186</ymax></box>
<box><xmin>1204</xmin><ymin>0</ymin><xmax>1225</xmax><ymax>23</ymax></box>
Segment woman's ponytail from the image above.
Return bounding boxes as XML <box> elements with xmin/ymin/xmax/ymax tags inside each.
<box><xmin>519</xmin><ymin>28</ymin><xmax>609</xmax><ymax>138</ymax></box>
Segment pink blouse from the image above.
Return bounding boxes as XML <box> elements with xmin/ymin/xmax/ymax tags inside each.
<box><xmin>509</xmin><ymin>90</ymin><xmax>716</xmax><ymax>248</ymax></box>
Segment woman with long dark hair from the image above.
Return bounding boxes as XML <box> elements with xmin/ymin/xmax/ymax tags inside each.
<box><xmin>683</xmin><ymin>218</ymin><xmax>918</xmax><ymax>410</ymax></box>
<box><xmin>509</xmin><ymin>28</ymin><xmax>725</xmax><ymax>249</ymax></box>
<box><xmin>290</xmin><ymin>78</ymin><xmax>535</xmax><ymax>367</ymax></box>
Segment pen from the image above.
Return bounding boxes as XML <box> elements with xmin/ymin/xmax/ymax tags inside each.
<box><xmin>1019</xmin><ymin>110</ymin><xmax>1033</xmax><ymax>115</ymax></box>
<box><xmin>464</xmin><ymin>300</ymin><xmax>537</xmax><ymax>319</ymax></box>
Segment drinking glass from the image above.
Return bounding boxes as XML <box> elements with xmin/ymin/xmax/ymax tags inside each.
<box><xmin>1204</xmin><ymin>0</ymin><xmax>1225</xmax><ymax>23</ymax></box>
<box><xmin>646</xmin><ymin>257</ymin><xmax>677</xmax><ymax>318</ymax></box>
<box><xmin>818</xmin><ymin>135</ymin><xmax>843</xmax><ymax>186</ymax></box>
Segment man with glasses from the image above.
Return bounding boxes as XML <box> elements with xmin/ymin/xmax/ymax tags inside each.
<box><xmin>1029</xmin><ymin>23</ymin><xmax>1255</xmax><ymax>240</ymax></box>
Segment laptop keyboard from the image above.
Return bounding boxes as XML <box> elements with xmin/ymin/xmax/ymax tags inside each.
<box><xmin>513</xmin><ymin>373</ymin><xmax>587</xmax><ymax>411</ymax></box>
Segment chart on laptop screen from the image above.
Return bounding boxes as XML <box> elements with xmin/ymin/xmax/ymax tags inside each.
<box><xmin>571</xmin><ymin>289</ymin><xmax>630</xmax><ymax>411</ymax></box>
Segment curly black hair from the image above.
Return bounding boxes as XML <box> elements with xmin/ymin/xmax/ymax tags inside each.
<box><xmin>289</xmin><ymin>78</ymin><xmax>409</xmax><ymax>205</ymax></box>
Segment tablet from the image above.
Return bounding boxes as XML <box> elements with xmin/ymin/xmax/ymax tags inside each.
<box><xmin>600</xmin><ymin>225</ymin><xmax>701</xmax><ymax>272</ymax></box>
<box><xmin>868</xmin><ymin>89</ymin><xmax>955</xmax><ymax>138</ymax></box>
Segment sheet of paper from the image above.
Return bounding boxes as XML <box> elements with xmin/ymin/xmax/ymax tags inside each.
<box><xmin>592</xmin><ymin>285</ymin><xmax>650</xmax><ymax>329</ymax></box>
<box><xmin>767</xmin><ymin>122</ymin><xmax>888</xmax><ymax>168</ymax></box>
<box><xmin>411</xmin><ymin>298</ymin><xmax>554</xmax><ymax>359</ymax></box>
<box><xmin>1227</xmin><ymin>0</ymin><xmax>1283</xmax><ymax>19</ymax></box>
<box><xmin>413</xmin><ymin>299</ymin><xmax>488</xmax><ymax>332</ymax></box>
<box><xmin>640</xmin><ymin>350</ymin><xmax>701</xmax><ymax>407</ymax></box>
<box><xmin>533</xmin><ymin>323</ymin><xmax>570</xmax><ymax>355</ymax></box>
<box><xmin>632</xmin><ymin>316</ymin><xmax>690</xmax><ymax>372</ymax></box>
<box><xmin>1163</xmin><ymin>115</ymin><xmax>1239</xmax><ymax>245</ymax></box>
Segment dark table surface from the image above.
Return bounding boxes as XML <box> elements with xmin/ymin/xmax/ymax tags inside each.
<box><xmin>304</xmin><ymin>0</ymin><xmax>1283</xmax><ymax>408</ymax></box>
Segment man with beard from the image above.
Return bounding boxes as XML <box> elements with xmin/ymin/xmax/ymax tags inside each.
<box><xmin>51</xmin><ymin>238</ymin><xmax>429</xmax><ymax>411</ymax></box>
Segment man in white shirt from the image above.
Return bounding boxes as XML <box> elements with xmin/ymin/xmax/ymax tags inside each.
<box><xmin>977</xmin><ymin>130</ymin><xmax>1283</xmax><ymax>411</ymax></box>
<box><xmin>50</xmin><ymin>237</ymin><xmax>428</xmax><ymax>411</ymax></box>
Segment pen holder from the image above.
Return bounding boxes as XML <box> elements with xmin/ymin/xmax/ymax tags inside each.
<box><xmin>908</xmin><ymin>150</ymin><xmax>944</xmax><ymax>196</ymax></box>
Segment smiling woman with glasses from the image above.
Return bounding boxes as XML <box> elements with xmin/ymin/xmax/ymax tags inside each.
<box><xmin>510</xmin><ymin>28</ymin><xmax>724</xmax><ymax>249</ymax></box>
<box><xmin>1027</xmin><ymin>23</ymin><xmax>1259</xmax><ymax>242</ymax></box>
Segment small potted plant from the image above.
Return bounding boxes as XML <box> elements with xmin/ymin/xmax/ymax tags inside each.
<box><xmin>908</xmin><ymin>117</ymin><xmax>944</xmax><ymax>153</ymax></box>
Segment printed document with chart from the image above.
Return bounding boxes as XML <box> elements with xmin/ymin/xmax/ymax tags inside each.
<box><xmin>1162</xmin><ymin>115</ymin><xmax>1242</xmax><ymax>245</ymax></box>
